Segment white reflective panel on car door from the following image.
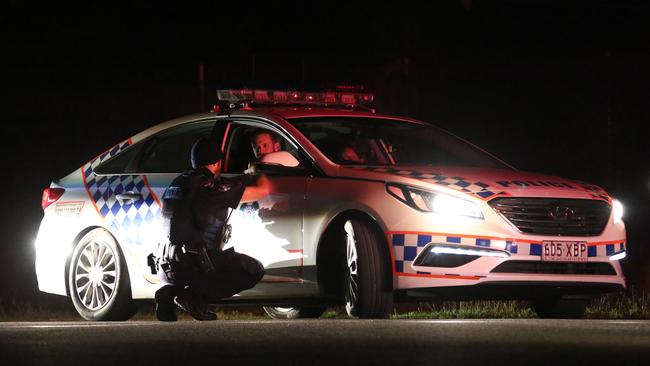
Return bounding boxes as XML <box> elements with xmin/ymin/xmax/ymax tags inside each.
<box><xmin>226</xmin><ymin>175</ymin><xmax>306</xmax><ymax>270</ymax></box>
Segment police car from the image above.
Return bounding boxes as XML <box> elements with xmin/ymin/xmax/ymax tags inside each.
<box><xmin>35</xmin><ymin>89</ymin><xmax>626</xmax><ymax>320</ymax></box>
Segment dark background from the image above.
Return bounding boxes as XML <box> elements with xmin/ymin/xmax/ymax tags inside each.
<box><xmin>2</xmin><ymin>0</ymin><xmax>649</xmax><ymax>306</ymax></box>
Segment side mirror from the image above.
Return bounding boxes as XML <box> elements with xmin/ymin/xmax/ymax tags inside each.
<box><xmin>259</xmin><ymin>151</ymin><xmax>300</xmax><ymax>167</ymax></box>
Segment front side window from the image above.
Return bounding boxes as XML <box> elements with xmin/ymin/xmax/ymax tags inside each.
<box><xmin>288</xmin><ymin>117</ymin><xmax>511</xmax><ymax>169</ymax></box>
<box><xmin>224</xmin><ymin>124</ymin><xmax>301</xmax><ymax>174</ymax></box>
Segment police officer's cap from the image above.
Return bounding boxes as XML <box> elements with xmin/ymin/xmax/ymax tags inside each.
<box><xmin>191</xmin><ymin>137</ymin><xmax>224</xmax><ymax>168</ymax></box>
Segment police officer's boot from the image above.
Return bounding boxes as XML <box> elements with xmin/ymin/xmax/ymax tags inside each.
<box><xmin>174</xmin><ymin>289</ymin><xmax>218</xmax><ymax>321</ymax></box>
<box><xmin>155</xmin><ymin>285</ymin><xmax>178</xmax><ymax>321</ymax></box>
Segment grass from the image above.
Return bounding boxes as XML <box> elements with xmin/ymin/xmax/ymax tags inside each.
<box><xmin>1</xmin><ymin>290</ymin><xmax>649</xmax><ymax>321</ymax></box>
<box><xmin>0</xmin><ymin>293</ymin><xmax>81</xmax><ymax>322</ymax></box>
<box><xmin>390</xmin><ymin>301</ymin><xmax>536</xmax><ymax>319</ymax></box>
<box><xmin>389</xmin><ymin>288</ymin><xmax>650</xmax><ymax>320</ymax></box>
<box><xmin>585</xmin><ymin>289</ymin><xmax>650</xmax><ymax>319</ymax></box>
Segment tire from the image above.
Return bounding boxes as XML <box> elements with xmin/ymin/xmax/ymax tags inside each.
<box><xmin>68</xmin><ymin>228</ymin><xmax>136</xmax><ymax>321</ymax></box>
<box><xmin>533</xmin><ymin>297</ymin><xmax>589</xmax><ymax>319</ymax></box>
<box><xmin>343</xmin><ymin>218</ymin><xmax>393</xmax><ymax>319</ymax></box>
<box><xmin>263</xmin><ymin>305</ymin><xmax>327</xmax><ymax>319</ymax></box>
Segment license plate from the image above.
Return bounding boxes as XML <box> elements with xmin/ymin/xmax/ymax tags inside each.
<box><xmin>542</xmin><ymin>241</ymin><xmax>588</xmax><ymax>262</ymax></box>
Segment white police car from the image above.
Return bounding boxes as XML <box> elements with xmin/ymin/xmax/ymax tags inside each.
<box><xmin>35</xmin><ymin>89</ymin><xmax>626</xmax><ymax>320</ymax></box>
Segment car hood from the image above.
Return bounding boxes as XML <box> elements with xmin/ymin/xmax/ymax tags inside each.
<box><xmin>340</xmin><ymin>165</ymin><xmax>612</xmax><ymax>203</ymax></box>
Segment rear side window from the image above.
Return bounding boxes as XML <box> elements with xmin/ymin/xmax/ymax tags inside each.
<box><xmin>94</xmin><ymin>143</ymin><xmax>144</xmax><ymax>174</ymax></box>
<box><xmin>138</xmin><ymin>120</ymin><xmax>218</xmax><ymax>173</ymax></box>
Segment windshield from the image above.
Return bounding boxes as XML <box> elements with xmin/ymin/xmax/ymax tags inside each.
<box><xmin>288</xmin><ymin>117</ymin><xmax>511</xmax><ymax>169</ymax></box>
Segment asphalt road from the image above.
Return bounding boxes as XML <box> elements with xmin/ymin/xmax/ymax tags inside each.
<box><xmin>1</xmin><ymin>319</ymin><xmax>649</xmax><ymax>366</ymax></box>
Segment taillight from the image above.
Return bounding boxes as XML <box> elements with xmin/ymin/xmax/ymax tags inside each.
<box><xmin>42</xmin><ymin>187</ymin><xmax>65</xmax><ymax>210</ymax></box>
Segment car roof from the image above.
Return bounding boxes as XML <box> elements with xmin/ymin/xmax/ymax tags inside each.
<box><xmin>130</xmin><ymin>107</ymin><xmax>427</xmax><ymax>144</ymax></box>
<box><xmin>234</xmin><ymin>107</ymin><xmax>427</xmax><ymax>125</ymax></box>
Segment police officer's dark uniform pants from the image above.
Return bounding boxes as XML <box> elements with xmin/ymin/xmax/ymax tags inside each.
<box><xmin>179</xmin><ymin>248</ymin><xmax>265</xmax><ymax>302</ymax></box>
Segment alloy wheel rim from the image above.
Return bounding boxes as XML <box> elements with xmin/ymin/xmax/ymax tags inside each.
<box><xmin>344</xmin><ymin>221</ymin><xmax>359</xmax><ymax>316</ymax></box>
<box><xmin>274</xmin><ymin>307</ymin><xmax>294</xmax><ymax>313</ymax></box>
<box><xmin>74</xmin><ymin>239</ymin><xmax>117</xmax><ymax>311</ymax></box>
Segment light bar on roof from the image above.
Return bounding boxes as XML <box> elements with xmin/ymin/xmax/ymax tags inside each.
<box><xmin>216</xmin><ymin>89</ymin><xmax>374</xmax><ymax>107</ymax></box>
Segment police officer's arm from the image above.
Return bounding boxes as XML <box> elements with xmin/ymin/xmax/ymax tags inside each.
<box><xmin>241</xmin><ymin>174</ymin><xmax>271</xmax><ymax>203</ymax></box>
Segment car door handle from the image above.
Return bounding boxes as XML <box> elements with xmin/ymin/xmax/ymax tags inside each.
<box><xmin>116</xmin><ymin>192</ymin><xmax>142</xmax><ymax>204</ymax></box>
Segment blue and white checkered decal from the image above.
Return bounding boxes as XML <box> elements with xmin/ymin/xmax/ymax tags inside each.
<box><xmin>82</xmin><ymin>140</ymin><xmax>163</xmax><ymax>246</ymax></box>
<box><xmin>389</xmin><ymin>233</ymin><xmax>625</xmax><ymax>274</ymax></box>
<box><xmin>355</xmin><ymin>167</ymin><xmax>509</xmax><ymax>200</ymax></box>
<box><xmin>390</xmin><ymin>233</ymin><xmax>514</xmax><ymax>274</ymax></box>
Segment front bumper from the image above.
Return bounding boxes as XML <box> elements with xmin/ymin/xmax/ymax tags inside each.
<box><xmin>388</xmin><ymin>233</ymin><xmax>626</xmax><ymax>292</ymax></box>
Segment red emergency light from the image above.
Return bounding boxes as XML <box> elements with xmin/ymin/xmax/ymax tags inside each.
<box><xmin>216</xmin><ymin>88</ymin><xmax>375</xmax><ymax>109</ymax></box>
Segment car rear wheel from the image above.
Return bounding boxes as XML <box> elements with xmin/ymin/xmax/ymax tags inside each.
<box><xmin>68</xmin><ymin>228</ymin><xmax>136</xmax><ymax>321</ymax></box>
<box><xmin>343</xmin><ymin>219</ymin><xmax>393</xmax><ymax>319</ymax></box>
<box><xmin>533</xmin><ymin>297</ymin><xmax>589</xmax><ymax>319</ymax></box>
<box><xmin>263</xmin><ymin>305</ymin><xmax>327</xmax><ymax>319</ymax></box>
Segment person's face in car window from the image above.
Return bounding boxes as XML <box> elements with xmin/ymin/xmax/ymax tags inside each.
<box><xmin>252</xmin><ymin>132</ymin><xmax>281</xmax><ymax>159</ymax></box>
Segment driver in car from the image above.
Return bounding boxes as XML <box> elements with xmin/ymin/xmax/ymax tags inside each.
<box><xmin>251</xmin><ymin>131</ymin><xmax>282</xmax><ymax>160</ymax></box>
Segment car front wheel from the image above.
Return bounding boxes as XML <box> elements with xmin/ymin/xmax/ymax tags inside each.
<box><xmin>343</xmin><ymin>219</ymin><xmax>393</xmax><ymax>319</ymax></box>
<box><xmin>68</xmin><ymin>228</ymin><xmax>136</xmax><ymax>321</ymax></box>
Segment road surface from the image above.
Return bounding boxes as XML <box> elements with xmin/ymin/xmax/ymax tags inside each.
<box><xmin>1</xmin><ymin>319</ymin><xmax>649</xmax><ymax>365</ymax></box>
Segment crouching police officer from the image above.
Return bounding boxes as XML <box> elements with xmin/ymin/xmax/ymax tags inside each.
<box><xmin>153</xmin><ymin>137</ymin><xmax>268</xmax><ymax>321</ymax></box>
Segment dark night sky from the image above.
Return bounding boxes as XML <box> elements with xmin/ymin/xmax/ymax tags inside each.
<box><xmin>2</xmin><ymin>0</ymin><xmax>649</xmax><ymax>302</ymax></box>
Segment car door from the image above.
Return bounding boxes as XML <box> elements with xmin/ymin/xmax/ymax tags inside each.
<box><xmin>222</xmin><ymin>122</ymin><xmax>310</xmax><ymax>285</ymax></box>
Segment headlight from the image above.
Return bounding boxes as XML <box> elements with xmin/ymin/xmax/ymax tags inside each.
<box><xmin>387</xmin><ymin>183</ymin><xmax>484</xmax><ymax>219</ymax></box>
<box><xmin>613</xmin><ymin>199</ymin><xmax>624</xmax><ymax>224</ymax></box>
